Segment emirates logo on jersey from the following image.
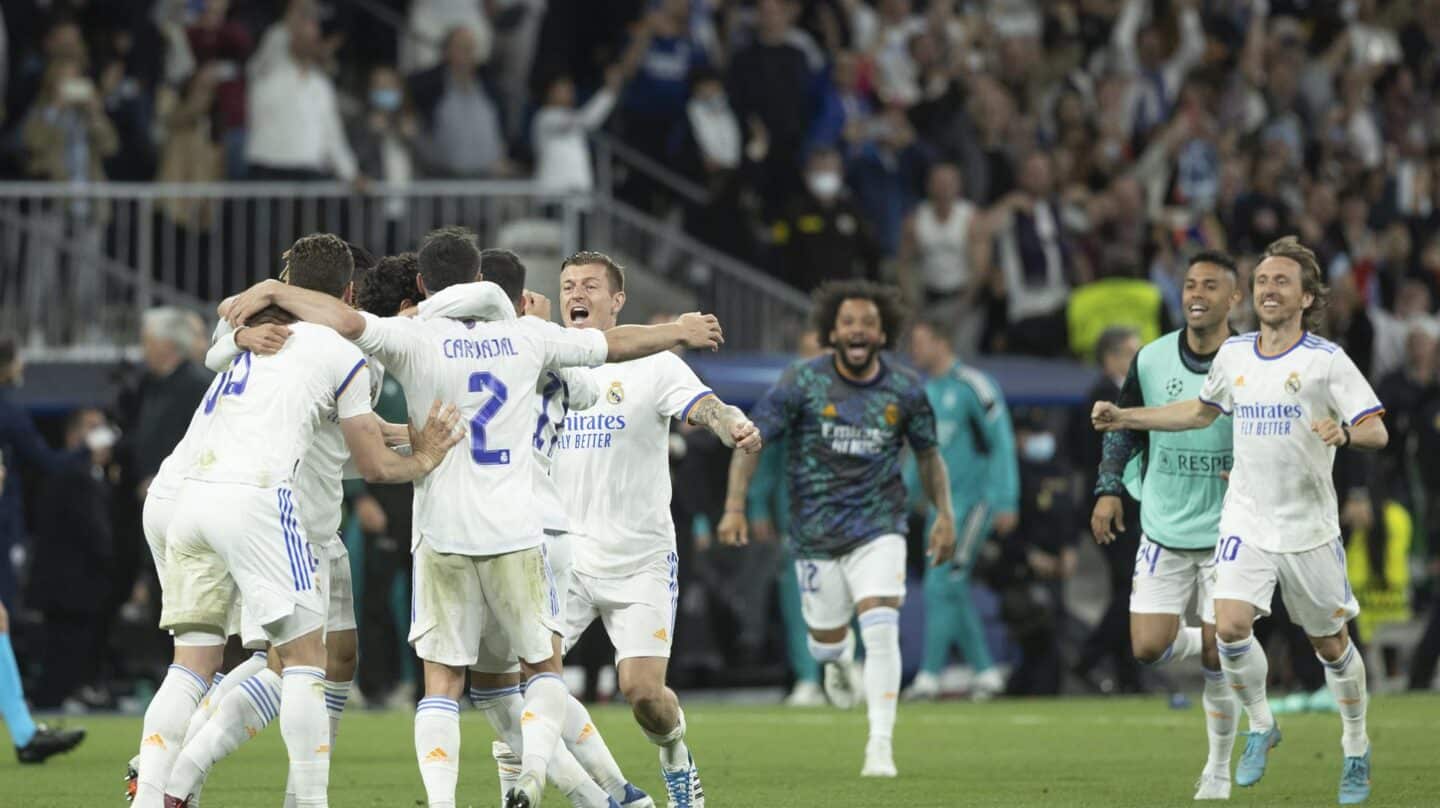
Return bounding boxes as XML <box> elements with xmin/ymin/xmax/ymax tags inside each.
<box><xmin>607</xmin><ymin>381</ymin><xmax>625</xmax><ymax>404</ymax></box>
<box><xmin>1285</xmin><ymin>372</ymin><xmax>1303</xmax><ymax>395</ymax></box>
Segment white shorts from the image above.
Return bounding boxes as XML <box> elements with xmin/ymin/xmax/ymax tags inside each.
<box><xmin>317</xmin><ymin>534</ymin><xmax>357</xmax><ymax>633</ymax></box>
<box><xmin>1212</xmin><ymin>535</ymin><xmax>1360</xmax><ymax>638</ymax></box>
<box><xmin>562</xmin><ymin>551</ymin><xmax>678</xmax><ymax>663</ymax></box>
<box><xmin>151</xmin><ymin>492</ymin><xmax>270</xmax><ymax>649</ymax></box>
<box><xmin>163</xmin><ymin>480</ymin><xmax>326</xmax><ymax>647</ymax></box>
<box><xmin>410</xmin><ymin>538</ymin><xmax>559</xmax><ymax>669</ymax></box>
<box><xmin>472</xmin><ymin>533</ymin><xmax>573</xmax><ymax>675</ymax></box>
<box><xmin>1130</xmin><ymin>536</ymin><xmax>1217</xmax><ymax>624</ymax></box>
<box><xmin>796</xmin><ymin>534</ymin><xmax>907</xmax><ymax>631</ymax></box>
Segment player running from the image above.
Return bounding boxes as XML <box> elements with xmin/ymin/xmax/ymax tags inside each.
<box><xmin>549</xmin><ymin>251</ymin><xmax>761</xmax><ymax>808</ymax></box>
<box><xmin>1093</xmin><ymin>237</ymin><xmax>1385</xmax><ymax>805</ymax></box>
<box><xmin>1088</xmin><ymin>251</ymin><xmax>1243</xmax><ymax>800</ymax></box>
<box><xmin>136</xmin><ymin>233</ymin><xmax>462</xmax><ymax>808</ymax></box>
<box><xmin>159</xmin><ymin>252</ymin><xmax>425</xmax><ymax>807</ymax></box>
<box><xmin>223</xmin><ymin>232</ymin><xmax>725</xmax><ymax>808</ymax></box>
<box><xmin>719</xmin><ymin>279</ymin><xmax>957</xmax><ymax>778</ymax></box>
<box><xmin>903</xmin><ymin>315</ymin><xmax>1018</xmax><ymax>702</ymax></box>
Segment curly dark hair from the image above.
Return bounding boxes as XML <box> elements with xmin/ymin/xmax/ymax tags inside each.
<box><xmin>356</xmin><ymin>252</ymin><xmax>419</xmax><ymax>316</ymax></box>
<box><xmin>810</xmin><ymin>279</ymin><xmax>908</xmax><ymax>350</ymax></box>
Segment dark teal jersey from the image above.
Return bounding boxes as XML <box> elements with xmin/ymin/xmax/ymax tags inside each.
<box><xmin>750</xmin><ymin>354</ymin><xmax>937</xmax><ymax>559</ymax></box>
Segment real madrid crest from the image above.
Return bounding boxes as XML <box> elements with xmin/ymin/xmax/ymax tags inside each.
<box><xmin>884</xmin><ymin>403</ymin><xmax>900</xmax><ymax>425</ymax></box>
<box><xmin>1284</xmin><ymin>372</ymin><xmax>1302</xmax><ymax>395</ymax></box>
<box><xmin>607</xmin><ymin>381</ymin><xmax>625</xmax><ymax>405</ymax></box>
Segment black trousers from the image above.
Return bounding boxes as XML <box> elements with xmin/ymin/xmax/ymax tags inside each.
<box><xmin>35</xmin><ymin>609</ymin><xmax>106</xmax><ymax>708</ymax></box>
<box><xmin>356</xmin><ymin>483</ymin><xmax>413</xmax><ymax>699</ymax></box>
<box><xmin>1076</xmin><ymin>498</ymin><xmax>1143</xmax><ymax>692</ymax></box>
<box><xmin>1409</xmin><ymin>595</ymin><xmax>1440</xmax><ymax>690</ymax></box>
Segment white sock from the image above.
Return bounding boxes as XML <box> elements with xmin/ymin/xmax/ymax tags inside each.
<box><xmin>415</xmin><ymin>697</ymin><xmax>461</xmax><ymax>808</ymax></box>
<box><xmin>323</xmin><ymin>680</ymin><xmax>350</xmax><ymax>747</ymax></box>
<box><xmin>859</xmin><ymin>607</ymin><xmax>901</xmax><ymax>743</ymax></box>
<box><xmin>1202</xmin><ymin>666</ymin><xmax>1238</xmax><ymax>778</ymax></box>
<box><xmin>642</xmin><ymin>707</ymin><xmax>690</xmax><ymax>770</ymax></box>
<box><xmin>807</xmin><ymin>633</ymin><xmax>849</xmax><ymax>665</ymax></box>
<box><xmin>1217</xmin><ymin>635</ymin><xmax>1273</xmax><ymax>733</ymax></box>
<box><xmin>166</xmin><ymin>668</ymin><xmax>281</xmax><ymax>801</ymax></box>
<box><xmin>280</xmin><ymin>666</ymin><xmax>330</xmax><ymax>808</ymax></box>
<box><xmin>492</xmin><ymin>741</ymin><xmax>522</xmax><ymax>805</ymax></box>
<box><xmin>180</xmin><ymin>650</ymin><xmax>270</xmax><ymax>808</ymax></box>
<box><xmin>1320</xmin><ymin>642</ymin><xmax>1370</xmax><ymax>757</ymax></box>
<box><xmin>134</xmin><ymin>663</ymin><xmax>210</xmax><ymax>808</ymax></box>
<box><xmin>520</xmin><ymin>673</ymin><xmax>568</xmax><ymax>784</ymax></box>
<box><xmin>1146</xmin><ymin>626</ymin><xmax>1202</xmax><ymax>667</ymax></box>
<box><xmin>471</xmin><ymin>684</ymin><xmax>610</xmax><ymax>806</ymax></box>
<box><xmin>565</xmin><ymin>694</ymin><xmax>628</xmax><ymax>800</ymax></box>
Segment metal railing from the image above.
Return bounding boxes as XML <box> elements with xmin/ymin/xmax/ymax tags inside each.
<box><xmin>0</xmin><ymin>179</ymin><xmax>807</xmax><ymax>355</ymax></box>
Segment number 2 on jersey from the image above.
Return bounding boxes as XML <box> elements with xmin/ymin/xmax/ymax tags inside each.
<box><xmin>468</xmin><ymin>371</ymin><xmax>510</xmax><ymax>465</ymax></box>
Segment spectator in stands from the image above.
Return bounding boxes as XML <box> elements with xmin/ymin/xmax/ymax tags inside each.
<box><xmin>989</xmin><ymin>151</ymin><xmax>1076</xmax><ymax>356</ymax></box>
<box><xmin>20</xmin><ymin>55</ymin><xmax>118</xmax><ymax>345</ymax></box>
<box><xmin>532</xmin><ymin>67</ymin><xmax>623</xmax><ymax>195</ymax></box>
<box><xmin>769</xmin><ymin>146</ymin><xmax>879</xmax><ymax>292</ymax></box>
<box><xmin>93</xmin><ymin>20</ymin><xmax>162</xmax><ymax>183</ymax></box>
<box><xmin>617</xmin><ymin>0</ymin><xmax>714</xmax><ymax>166</ymax></box>
<box><xmin>159</xmin><ymin>65</ymin><xmax>225</xmax><ymax>229</ymax></box>
<box><xmin>897</xmin><ymin>162</ymin><xmax>985</xmax><ymax>356</ymax></box>
<box><xmin>671</xmin><ymin>67</ymin><xmax>761</xmax><ymax>263</ymax></box>
<box><xmin>1066</xmin><ymin>246</ymin><xmax>1171</xmax><ymax>364</ymax></box>
<box><xmin>1071</xmin><ymin>326</ymin><xmax>1143</xmax><ymax>695</ymax></box>
<box><xmin>1230</xmin><ymin>152</ymin><xmax>1294</xmax><ymax>255</ymax></box>
<box><xmin>27</xmin><ymin>408</ymin><xmax>115</xmax><ymax>709</ymax></box>
<box><xmin>244</xmin><ymin>5</ymin><xmax>357</xmax><ymax>181</ymax></box>
<box><xmin>1111</xmin><ymin>0</ymin><xmax>1205</xmax><ymax>146</ymax></box>
<box><xmin>348</xmin><ymin>65</ymin><xmax>419</xmax><ymax>252</ymax></box>
<box><xmin>4</xmin><ymin>19</ymin><xmax>88</xmax><ymax>149</ymax></box>
<box><xmin>401</xmin><ymin>0</ymin><xmax>494</xmax><ymax>76</ymax></box>
<box><xmin>122</xmin><ymin>308</ymin><xmax>212</xmax><ymax>506</ymax></box>
<box><xmin>186</xmin><ymin>0</ymin><xmax>254</xmax><ymax>179</ymax></box>
<box><xmin>408</xmin><ymin>26</ymin><xmax>508</xmax><ymax>178</ymax></box>
<box><xmin>845</xmin><ymin>106</ymin><xmax>930</xmax><ymax>258</ymax></box>
<box><xmin>729</xmin><ymin>0</ymin><xmax>817</xmax><ymax>213</ymax></box>
<box><xmin>810</xmin><ymin>50</ymin><xmax>874</xmax><ymax>150</ymax></box>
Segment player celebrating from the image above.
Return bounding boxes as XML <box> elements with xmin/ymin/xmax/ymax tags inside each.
<box><xmin>903</xmin><ymin>315</ymin><xmax>1018</xmax><ymax>702</ymax></box>
<box><xmin>1089</xmin><ymin>251</ymin><xmax>1243</xmax><ymax>800</ymax></box>
<box><xmin>1093</xmin><ymin>237</ymin><xmax>1385</xmax><ymax>805</ymax></box>
<box><xmin>138</xmin><ymin>233</ymin><xmax>463</xmax><ymax>808</ymax></box>
<box><xmin>224</xmin><ymin>233</ymin><xmax>726</xmax><ymax>808</ymax></box>
<box><xmin>718</xmin><ymin>279</ymin><xmax>956</xmax><ymax>778</ymax></box>
<box><xmin>550</xmin><ymin>251</ymin><xmax>760</xmax><ymax>808</ymax></box>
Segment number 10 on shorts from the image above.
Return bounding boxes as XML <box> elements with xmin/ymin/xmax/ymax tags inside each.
<box><xmin>1216</xmin><ymin>536</ymin><xmax>1242</xmax><ymax>563</ymax></box>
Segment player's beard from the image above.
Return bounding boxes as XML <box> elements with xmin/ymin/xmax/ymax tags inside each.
<box><xmin>836</xmin><ymin>340</ymin><xmax>880</xmax><ymax>375</ymax></box>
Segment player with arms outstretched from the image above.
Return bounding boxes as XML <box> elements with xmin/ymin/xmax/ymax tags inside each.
<box><xmin>1093</xmin><ymin>237</ymin><xmax>1385</xmax><ymax>805</ymax></box>
<box><xmin>1089</xmin><ymin>251</ymin><xmax>1243</xmax><ymax>800</ymax></box>
<box><xmin>719</xmin><ymin>280</ymin><xmax>956</xmax><ymax>778</ymax></box>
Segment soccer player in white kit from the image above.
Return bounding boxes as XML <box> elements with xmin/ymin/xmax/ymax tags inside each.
<box><xmin>552</xmin><ymin>252</ymin><xmax>762</xmax><ymax>808</ymax></box>
<box><xmin>223</xmin><ymin>230</ymin><xmax>726</xmax><ymax>808</ymax></box>
<box><xmin>1093</xmin><ymin>237</ymin><xmax>1386</xmax><ymax>805</ymax></box>
<box><xmin>138</xmin><ymin>234</ymin><xmax>463</xmax><ymax>808</ymax></box>
<box><xmin>419</xmin><ymin>250</ymin><xmax>654</xmax><ymax>808</ymax></box>
<box><xmin>160</xmin><ymin>253</ymin><xmax>422</xmax><ymax>808</ymax></box>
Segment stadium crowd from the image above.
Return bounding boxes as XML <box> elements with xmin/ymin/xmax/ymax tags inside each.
<box><xmin>1</xmin><ymin>0</ymin><xmax>1440</xmax><ymax>729</ymax></box>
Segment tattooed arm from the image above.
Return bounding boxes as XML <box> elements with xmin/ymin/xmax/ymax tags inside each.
<box><xmin>687</xmin><ymin>394</ymin><xmax>763</xmax><ymax>453</ymax></box>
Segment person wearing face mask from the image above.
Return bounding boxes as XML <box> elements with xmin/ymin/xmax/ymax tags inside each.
<box><xmin>347</xmin><ymin>66</ymin><xmax>419</xmax><ymax>252</ymax></box>
<box><xmin>769</xmin><ymin>147</ymin><xmax>880</xmax><ymax>293</ymax></box>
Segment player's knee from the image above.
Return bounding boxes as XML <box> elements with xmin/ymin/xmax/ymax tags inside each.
<box><xmin>622</xmin><ymin>680</ymin><xmax>668</xmax><ymax>713</ymax></box>
<box><xmin>1215</xmin><ymin>622</ymin><xmax>1250</xmax><ymax>645</ymax></box>
<box><xmin>1131</xmin><ymin>638</ymin><xmax>1168</xmax><ymax>665</ymax></box>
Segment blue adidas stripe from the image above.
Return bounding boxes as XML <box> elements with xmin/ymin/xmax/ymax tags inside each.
<box><xmin>240</xmin><ymin>678</ymin><xmax>278</xmax><ymax>723</ymax></box>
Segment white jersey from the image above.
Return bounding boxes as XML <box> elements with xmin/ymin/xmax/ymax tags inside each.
<box><xmin>417</xmin><ymin>282</ymin><xmax>604</xmax><ymax>535</ymax></box>
<box><xmin>554</xmin><ymin>351</ymin><xmax>713</xmax><ymax>578</ymax></box>
<box><xmin>147</xmin><ymin>391</ymin><xmax>214</xmax><ymax>501</ymax></box>
<box><xmin>914</xmin><ymin>200</ymin><xmax>976</xmax><ymax>294</ymax></box>
<box><xmin>295</xmin><ymin>357</ymin><xmax>386</xmax><ymax>541</ymax></box>
<box><xmin>354</xmin><ymin>301</ymin><xmax>608</xmax><ymax>556</ymax></box>
<box><xmin>186</xmin><ymin>322</ymin><xmax>373</xmax><ymax>490</ymax></box>
<box><xmin>1198</xmin><ymin>331</ymin><xmax>1383</xmax><ymax>553</ymax></box>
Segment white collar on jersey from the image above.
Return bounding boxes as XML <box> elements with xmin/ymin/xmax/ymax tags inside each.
<box><xmin>417</xmin><ymin>281</ymin><xmax>516</xmax><ymax>322</ymax></box>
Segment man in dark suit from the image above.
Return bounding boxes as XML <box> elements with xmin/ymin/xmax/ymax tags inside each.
<box><xmin>1070</xmin><ymin>326</ymin><xmax>1143</xmax><ymax>693</ymax></box>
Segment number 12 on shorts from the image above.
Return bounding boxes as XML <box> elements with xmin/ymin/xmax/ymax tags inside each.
<box><xmin>468</xmin><ymin>371</ymin><xmax>510</xmax><ymax>465</ymax></box>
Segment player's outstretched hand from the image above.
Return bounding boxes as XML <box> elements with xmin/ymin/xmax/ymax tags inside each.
<box><xmin>225</xmin><ymin>279</ymin><xmax>286</xmax><ymax>327</ymax></box>
<box><xmin>523</xmin><ymin>290</ymin><xmax>552</xmax><ymax>321</ymax></box>
<box><xmin>410</xmin><ymin>401</ymin><xmax>465</xmax><ymax>469</ymax></box>
<box><xmin>1311</xmin><ymin>418</ymin><xmax>1346</xmax><ymax>447</ymax></box>
<box><xmin>236</xmin><ymin>322</ymin><xmax>292</xmax><ymax>355</ymax></box>
<box><xmin>677</xmin><ymin>312</ymin><xmax>724</xmax><ymax>351</ymax></box>
<box><xmin>1091</xmin><ymin>401</ymin><xmax>1124</xmax><ymax>431</ymax></box>
<box><xmin>1090</xmin><ymin>494</ymin><xmax>1125</xmax><ymax>545</ymax></box>
<box><xmin>927</xmin><ymin>513</ymin><xmax>956</xmax><ymax>566</ymax></box>
<box><xmin>717</xmin><ymin>511</ymin><xmax>748</xmax><ymax>547</ymax></box>
<box><xmin>729</xmin><ymin>418</ymin><xmax>763</xmax><ymax>454</ymax></box>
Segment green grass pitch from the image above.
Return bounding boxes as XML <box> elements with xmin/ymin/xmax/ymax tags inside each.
<box><xmin>8</xmin><ymin>695</ymin><xmax>1438</xmax><ymax>807</ymax></box>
